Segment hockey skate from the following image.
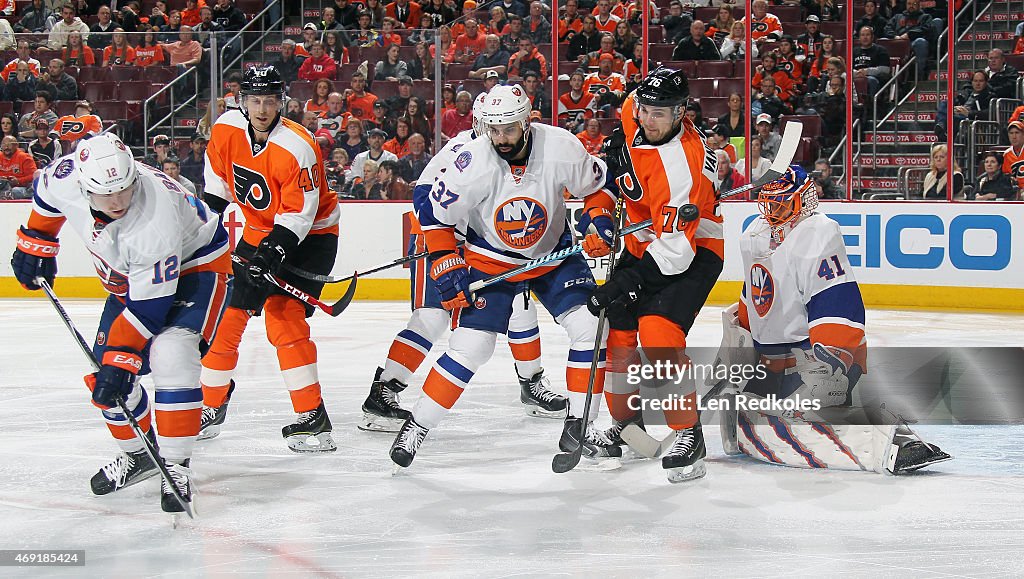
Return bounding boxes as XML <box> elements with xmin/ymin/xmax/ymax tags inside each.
<box><xmin>282</xmin><ymin>402</ymin><xmax>337</xmax><ymax>453</ymax></box>
<box><xmin>197</xmin><ymin>381</ymin><xmax>235</xmax><ymax>441</ymax></box>
<box><xmin>892</xmin><ymin>440</ymin><xmax>952</xmax><ymax>474</ymax></box>
<box><xmin>519</xmin><ymin>369</ymin><xmax>568</xmax><ymax>418</ymax></box>
<box><xmin>390</xmin><ymin>417</ymin><xmax>430</xmax><ymax>469</ymax></box>
<box><xmin>90</xmin><ymin>445</ymin><xmax>159</xmax><ymax>496</ymax></box>
<box><xmin>559</xmin><ymin>417</ymin><xmax>623</xmax><ymax>459</ymax></box>
<box><xmin>161</xmin><ymin>459</ymin><xmax>194</xmax><ymax>526</ymax></box>
<box><xmin>359</xmin><ymin>367</ymin><xmax>412</xmax><ymax>433</ymax></box>
<box><xmin>662</xmin><ymin>424</ymin><xmax>707</xmax><ymax>483</ymax></box>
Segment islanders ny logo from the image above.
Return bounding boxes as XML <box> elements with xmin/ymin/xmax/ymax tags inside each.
<box><xmin>749</xmin><ymin>264</ymin><xmax>775</xmax><ymax>317</ymax></box>
<box><xmin>494</xmin><ymin>197</ymin><xmax>548</xmax><ymax>249</ymax></box>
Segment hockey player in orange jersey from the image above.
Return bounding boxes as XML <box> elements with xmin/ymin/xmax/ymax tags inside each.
<box><xmin>199</xmin><ymin>65</ymin><xmax>342</xmax><ymax>452</ymax></box>
<box><xmin>579</xmin><ymin>66</ymin><xmax>724</xmax><ymax>483</ymax></box>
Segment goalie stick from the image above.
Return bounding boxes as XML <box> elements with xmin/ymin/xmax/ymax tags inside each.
<box><xmin>230</xmin><ymin>255</ymin><xmax>358</xmax><ymax>317</ymax></box>
<box><xmin>614</xmin><ymin>122</ymin><xmax>805</xmax><ymax>459</ymax></box>
<box><xmin>36</xmin><ymin>278</ymin><xmax>194</xmax><ymax>520</ymax></box>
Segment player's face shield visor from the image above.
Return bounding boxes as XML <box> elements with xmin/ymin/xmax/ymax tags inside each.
<box><xmin>242</xmin><ymin>94</ymin><xmax>284</xmax><ymax>129</ymax></box>
<box><xmin>487</xmin><ymin>121</ymin><xmax>529</xmax><ymax>160</ymax></box>
<box><xmin>88</xmin><ymin>181</ymin><xmax>136</xmax><ymax>219</ymax></box>
<box><xmin>635</xmin><ymin>103</ymin><xmax>681</xmax><ymax>143</ymax></box>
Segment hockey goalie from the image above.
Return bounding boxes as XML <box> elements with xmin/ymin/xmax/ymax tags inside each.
<box><xmin>712</xmin><ymin>165</ymin><xmax>952</xmax><ymax>475</ymax></box>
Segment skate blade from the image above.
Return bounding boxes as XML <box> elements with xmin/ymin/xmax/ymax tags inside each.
<box><xmin>357</xmin><ymin>413</ymin><xmax>406</xmax><ymax>433</ymax></box>
<box><xmin>197</xmin><ymin>426</ymin><xmax>221</xmax><ymax>441</ymax></box>
<box><xmin>523</xmin><ymin>405</ymin><xmax>568</xmax><ymax>419</ymax></box>
<box><xmin>578</xmin><ymin>456</ymin><xmax>622</xmax><ymax>471</ymax></box>
<box><xmin>285</xmin><ymin>432</ymin><xmax>338</xmax><ymax>453</ymax></box>
<box><xmin>666</xmin><ymin>459</ymin><xmax>707</xmax><ymax>484</ymax></box>
<box><xmin>897</xmin><ymin>452</ymin><xmax>953</xmax><ymax>474</ymax></box>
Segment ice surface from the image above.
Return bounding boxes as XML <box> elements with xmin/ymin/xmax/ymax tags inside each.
<box><xmin>1</xmin><ymin>300</ymin><xmax>1023</xmax><ymax>578</ymax></box>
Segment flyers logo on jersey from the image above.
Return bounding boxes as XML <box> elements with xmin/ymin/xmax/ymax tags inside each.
<box><xmin>60</xmin><ymin>121</ymin><xmax>85</xmax><ymax>136</ymax></box>
<box><xmin>494</xmin><ymin>197</ymin><xmax>548</xmax><ymax>249</ymax></box>
<box><xmin>615</xmin><ymin>145</ymin><xmax>644</xmax><ymax>201</ymax></box>
<box><xmin>749</xmin><ymin>264</ymin><xmax>775</xmax><ymax>317</ymax></box>
<box><xmin>232</xmin><ymin>163</ymin><xmax>272</xmax><ymax>211</ymax></box>
<box><xmin>1011</xmin><ymin>159</ymin><xmax>1024</xmax><ymax>179</ymax></box>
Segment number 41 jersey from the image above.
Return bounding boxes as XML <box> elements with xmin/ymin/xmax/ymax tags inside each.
<box><xmin>204</xmin><ymin>110</ymin><xmax>340</xmax><ymax>247</ymax></box>
<box><xmin>738</xmin><ymin>213</ymin><xmax>866</xmax><ymax>368</ymax></box>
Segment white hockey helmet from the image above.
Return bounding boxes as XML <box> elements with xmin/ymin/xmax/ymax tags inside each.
<box><xmin>77</xmin><ymin>133</ymin><xmax>138</xmax><ymax>198</ymax></box>
<box><xmin>472</xmin><ymin>90</ymin><xmax>489</xmax><ymax>136</ymax></box>
<box><xmin>477</xmin><ymin>84</ymin><xmax>531</xmax><ymax>131</ymax></box>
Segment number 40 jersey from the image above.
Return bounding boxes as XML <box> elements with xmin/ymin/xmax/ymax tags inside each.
<box><xmin>204</xmin><ymin>110</ymin><xmax>340</xmax><ymax>247</ymax></box>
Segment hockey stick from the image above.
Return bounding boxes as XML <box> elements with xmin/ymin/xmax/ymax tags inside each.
<box><xmin>552</xmin><ymin>195</ymin><xmax>627</xmax><ymax>473</ymax></box>
<box><xmin>620</xmin><ymin>380</ymin><xmax>737</xmax><ymax>459</ymax></box>
<box><xmin>36</xmin><ymin>278</ymin><xmax>194</xmax><ymax>519</ymax></box>
<box><xmin>230</xmin><ymin>255</ymin><xmax>359</xmax><ymax>317</ymax></box>
<box><xmin>282</xmin><ymin>250</ymin><xmax>429</xmax><ymax>284</ymax></box>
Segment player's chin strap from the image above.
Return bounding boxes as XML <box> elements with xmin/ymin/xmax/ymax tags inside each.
<box><xmin>35</xmin><ymin>278</ymin><xmax>194</xmax><ymax>519</ymax></box>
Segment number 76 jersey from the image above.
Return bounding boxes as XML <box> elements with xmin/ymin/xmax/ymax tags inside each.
<box><xmin>738</xmin><ymin>213</ymin><xmax>866</xmax><ymax>365</ymax></box>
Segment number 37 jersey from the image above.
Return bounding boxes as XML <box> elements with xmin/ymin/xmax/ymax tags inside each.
<box><xmin>204</xmin><ymin>110</ymin><xmax>340</xmax><ymax>246</ymax></box>
<box><xmin>417</xmin><ymin>123</ymin><xmax>608</xmax><ymax>279</ymax></box>
<box><xmin>738</xmin><ymin>213</ymin><xmax>866</xmax><ymax>368</ymax></box>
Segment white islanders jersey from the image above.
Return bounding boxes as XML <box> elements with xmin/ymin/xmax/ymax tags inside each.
<box><xmin>418</xmin><ymin>123</ymin><xmax>608</xmax><ymax>278</ymax></box>
<box><xmin>738</xmin><ymin>213</ymin><xmax>866</xmax><ymax>363</ymax></box>
<box><xmin>33</xmin><ymin>159</ymin><xmax>229</xmax><ymax>305</ymax></box>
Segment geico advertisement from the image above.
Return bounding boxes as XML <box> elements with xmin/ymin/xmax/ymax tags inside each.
<box><xmin>724</xmin><ymin>204</ymin><xmax>1018</xmax><ymax>287</ymax></box>
<box><xmin>1</xmin><ymin>202</ymin><xmax>1021</xmax><ymax>290</ymax></box>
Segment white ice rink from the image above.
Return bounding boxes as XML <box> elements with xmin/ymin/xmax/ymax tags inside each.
<box><xmin>1</xmin><ymin>299</ymin><xmax>1023</xmax><ymax>578</ymax></box>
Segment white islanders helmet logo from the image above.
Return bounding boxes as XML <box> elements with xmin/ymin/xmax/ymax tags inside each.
<box><xmin>494</xmin><ymin>197</ymin><xmax>548</xmax><ymax>249</ymax></box>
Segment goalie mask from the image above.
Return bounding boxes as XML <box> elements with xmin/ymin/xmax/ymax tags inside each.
<box><xmin>756</xmin><ymin>165</ymin><xmax>819</xmax><ymax>235</ymax></box>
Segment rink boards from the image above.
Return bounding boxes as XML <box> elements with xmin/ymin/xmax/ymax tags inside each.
<box><xmin>1</xmin><ymin>201</ymin><xmax>1021</xmax><ymax>311</ymax></box>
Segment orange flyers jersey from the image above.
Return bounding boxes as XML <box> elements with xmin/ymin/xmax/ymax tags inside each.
<box><xmin>1004</xmin><ymin>144</ymin><xmax>1024</xmax><ymax>189</ymax></box>
<box><xmin>204</xmin><ymin>110</ymin><xmax>340</xmax><ymax>246</ymax></box>
<box><xmin>577</xmin><ymin>130</ymin><xmax>604</xmax><ymax>155</ymax></box>
<box><xmin>591</xmin><ymin>93</ymin><xmax>723</xmax><ymax>276</ymax></box>
<box><xmin>55</xmin><ymin>114</ymin><xmax>102</xmax><ymax>141</ymax></box>
<box><xmin>746</xmin><ymin>14</ymin><xmax>783</xmax><ymax>41</ymax></box>
<box><xmin>583</xmin><ymin>72</ymin><xmax>626</xmax><ymax>96</ymax></box>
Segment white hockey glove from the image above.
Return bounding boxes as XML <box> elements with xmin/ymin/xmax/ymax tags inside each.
<box><xmin>788</xmin><ymin>343</ymin><xmax>851</xmax><ymax>408</ymax></box>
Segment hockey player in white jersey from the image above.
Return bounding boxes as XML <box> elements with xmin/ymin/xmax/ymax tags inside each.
<box><xmin>389</xmin><ymin>85</ymin><xmax>619</xmax><ymax>467</ymax></box>
<box><xmin>361</xmin><ymin>92</ymin><xmax>566</xmax><ymax>433</ymax></box>
<box><xmin>713</xmin><ymin>165</ymin><xmax>951</xmax><ymax>474</ymax></box>
<box><xmin>10</xmin><ymin>134</ymin><xmax>232</xmax><ymax>513</ymax></box>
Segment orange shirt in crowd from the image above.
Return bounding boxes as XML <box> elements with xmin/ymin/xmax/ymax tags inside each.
<box><xmin>134</xmin><ymin>45</ymin><xmax>166</xmax><ymax>67</ymax></box>
<box><xmin>576</xmin><ymin>129</ymin><xmax>605</xmax><ymax>155</ymax></box>
<box><xmin>55</xmin><ymin>114</ymin><xmax>103</xmax><ymax>142</ymax></box>
<box><xmin>103</xmin><ymin>45</ymin><xmax>137</xmax><ymax>66</ymax></box>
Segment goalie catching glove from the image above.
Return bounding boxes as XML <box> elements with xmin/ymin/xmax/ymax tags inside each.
<box><xmin>430</xmin><ymin>252</ymin><xmax>470</xmax><ymax>310</ymax></box>
<box><xmin>86</xmin><ymin>349</ymin><xmax>144</xmax><ymax>409</ymax></box>
<box><xmin>11</xmin><ymin>226</ymin><xmax>59</xmax><ymax>290</ymax></box>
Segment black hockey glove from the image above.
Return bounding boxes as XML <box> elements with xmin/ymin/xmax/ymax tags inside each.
<box><xmin>88</xmin><ymin>349</ymin><xmax>143</xmax><ymax>410</ymax></box>
<box><xmin>587</xmin><ymin>253</ymin><xmax>672</xmax><ymax>316</ymax></box>
<box><xmin>602</xmin><ymin>126</ymin><xmax>628</xmax><ymax>177</ymax></box>
<box><xmin>247</xmin><ymin>225</ymin><xmax>300</xmax><ymax>284</ymax></box>
<box><xmin>11</xmin><ymin>226</ymin><xmax>59</xmax><ymax>290</ymax></box>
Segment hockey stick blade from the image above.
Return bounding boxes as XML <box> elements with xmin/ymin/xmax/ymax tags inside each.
<box><xmin>36</xmin><ymin>278</ymin><xmax>194</xmax><ymax>519</ymax></box>
<box><xmin>720</xmin><ymin>121</ymin><xmax>804</xmax><ymax>200</ymax></box>
<box><xmin>620</xmin><ymin>424</ymin><xmax>674</xmax><ymax>459</ymax></box>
